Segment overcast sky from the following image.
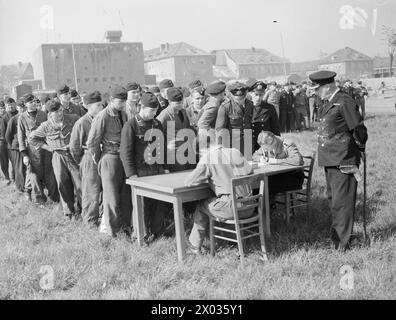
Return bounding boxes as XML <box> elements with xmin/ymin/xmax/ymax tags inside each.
<box><xmin>0</xmin><ymin>0</ymin><xmax>396</xmax><ymax>66</ymax></box>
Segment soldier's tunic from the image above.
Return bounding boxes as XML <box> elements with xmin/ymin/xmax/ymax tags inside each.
<box><xmin>86</xmin><ymin>107</ymin><xmax>132</xmax><ymax>237</ymax></box>
<box><xmin>156</xmin><ymin>95</ymin><xmax>169</xmax><ymax>117</ymax></box>
<box><xmin>126</xmin><ymin>100</ymin><xmax>140</xmax><ymax>121</ymax></box>
<box><xmin>18</xmin><ymin>110</ymin><xmax>59</xmax><ymax>202</ymax></box>
<box><xmin>5</xmin><ymin>113</ymin><xmax>26</xmax><ymax>191</ymax></box>
<box><xmin>264</xmin><ymin>90</ymin><xmax>281</xmax><ymax>116</ymax></box>
<box><xmin>252</xmin><ymin>138</ymin><xmax>304</xmax><ymax>194</ymax></box>
<box><xmin>251</xmin><ymin>102</ymin><xmax>281</xmax><ymax>151</ymax></box>
<box><xmin>294</xmin><ymin>91</ymin><xmax>309</xmax><ymax>130</ymax></box>
<box><xmin>354</xmin><ymin>86</ymin><xmax>368</xmax><ymax>119</ymax></box>
<box><xmin>215</xmin><ymin>97</ymin><xmax>254</xmax><ymax>157</ymax></box>
<box><xmin>157</xmin><ymin>106</ymin><xmax>195</xmax><ymax>172</ymax></box>
<box><xmin>70</xmin><ymin>113</ymin><xmax>102</xmax><ymax>225</ymax></box>
<box><xmin>185</xmin><ymin>104</ymin><xmax>204</xmax><ymax>133</ymax></box>
<box><xmin>197</xmin><ymin>98</ymin><xmax>222</xmax><ymax>132</ymax></box>
<box><xmin>62</xmin><ymin>102</ymin><xmax>86</xmax><ymax>117</ymax></box>
<box><xmin>279</xmin><ymin>90</ymin><xmax>295</xmax><ymax>133</ymax></box>
<box><xmin>120</xmin><ymin>114</ymin><xmax>169</xmax><ymax>236</ymax></box>
<box><xmin>29</xmin><ymin>114</ymin><xmax>81</xmax><ymax>216</ymax></box>
<box><xmin>0</xmin><ymin>112</ymin><xmax>12</xmax><ymax>181</ymax></box>
<box><xmin>317</xmin><ymin>89</ymin><xmax>368</xmax><ymax>249</ymax></box>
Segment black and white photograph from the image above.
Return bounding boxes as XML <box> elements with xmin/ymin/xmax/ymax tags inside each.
<box><xmin>0</xmin><ymin>0</ymin><xmax>395</xmax><ymax>305</ymax></box>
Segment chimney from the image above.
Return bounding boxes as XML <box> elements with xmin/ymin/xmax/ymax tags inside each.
<box><xmin>160</xmin><ymin>43</ymin><xmax>170</xmax><ymax>52</ymax></box>
<box><xmin>104</xmin><ymin>30</ymin><xmax>122</xmax><ymax>43</ymax></box>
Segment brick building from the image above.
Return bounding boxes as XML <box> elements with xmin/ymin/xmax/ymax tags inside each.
<box><xmin>32</xmin><ymin>31</ymin><xmax>145</xmax><ymax>93</ymax></box>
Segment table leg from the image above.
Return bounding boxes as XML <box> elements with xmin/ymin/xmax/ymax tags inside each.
<box><xmin>264</xmin><ymin>175</ymin><xmax>271</xmax><ymax>238</ymax></box>
<box><xmin>173</xmin><ymin>197</ymin><xmax>186</xmax><ymax>263</ymax></box>
<box><xmin>131</xmin><ymin>187</ymin><xmax>145</xmax><ymax>246</ymax></box>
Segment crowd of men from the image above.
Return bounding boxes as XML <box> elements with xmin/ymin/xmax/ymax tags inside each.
<box><xmin>0</xmin><ymin>73</ymin><xmax>367</xmax><ymax>251</ymax></box>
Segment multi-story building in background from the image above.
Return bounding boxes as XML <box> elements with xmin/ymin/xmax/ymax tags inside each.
<box><xmin>318</xmin><ymin>47</ymin><xmax>373</xmax><ymax>80</ymax></box>
<box><xmin>32</xmin><ymin>31</ymin><xmax>145</xmax><ymax>93</ymax></box>
<box><xmin>212</xmin><ymin>48</ymin><xmax>290</xmax><ymax>80</ymax></box>
<box><xmin>144</xmin><ymin>42</ymin><xmax>214</xmax><ymax>86</ymax></box>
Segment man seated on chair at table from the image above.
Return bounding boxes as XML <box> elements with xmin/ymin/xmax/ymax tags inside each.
<box><xmin>252</xmin><ymin>131</ymin><xmax>304</xmax><ymax>197</ymax></box>
<box><xmin>184</xmin><ymin>129</ymin><xmax>254</xmax><ymax>254</ymax></box>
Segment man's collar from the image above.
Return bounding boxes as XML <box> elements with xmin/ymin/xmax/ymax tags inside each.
<box><xmin>328</xmin><ymin>88</ymin><xmax>340</xmax><ymax>103</ymax></box>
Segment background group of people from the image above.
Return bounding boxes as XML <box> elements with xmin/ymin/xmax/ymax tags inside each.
<box><xmin>0</xmin><ymin>72</ymin><xmax>367</xmax><ymax>252</ymax></box>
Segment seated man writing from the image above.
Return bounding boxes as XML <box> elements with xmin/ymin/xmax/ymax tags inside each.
<box><xmin>252</xmin><ymin>131</ymin><xmax>304</xmax><ymax>195</ymax></box>
<box><xmin>184</xmin><ymin>129</ymin><xmax>254</xmax><ymax>254</ymax></box>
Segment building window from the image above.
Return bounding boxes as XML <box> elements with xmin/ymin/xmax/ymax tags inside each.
<box><xmin>191</xmin><ymin>58</ymin><xmax>196</xmax><ymax>64</ymax></box>
<box><xmin>85</xmin><ymin>78</ymin><xmax>90</xmax><ymax>83</ymax></box>
<box><xmin>119</xmin><ymin>76</ymin><xmax>124</xmax><ymax>82</ymax></box>
<box><xmin>111</xmin><ymin>77</ymin><xmax>116</xmax><ymax>81</ymax></box>
<box><xmin>94</xmin><ymin>77</ymin><xmax>98</xmax><ymax>82</ymax></box>
<box><xmin>102</xmin><ymin>77</ymin><xmax>107</xmax><ymax>82</ymax></box>
<box><xmin>200</xmin><ymin>59</ymin><xmax>205</xmax><ymax>65</ymax></box>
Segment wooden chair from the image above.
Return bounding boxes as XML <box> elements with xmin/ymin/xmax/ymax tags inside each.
<box><xmin>208</xmin><ymin>173</ymin><xmax>268</xmax><ymax>265</ymax></box>
<box><xmin>275</xmin><ymin>152</ymin><xmax>316</xmax><ymax>223</ymax></box>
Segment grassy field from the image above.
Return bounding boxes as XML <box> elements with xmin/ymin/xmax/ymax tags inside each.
<box><xmin>1</xmin><ymin>101</ymin><xmax>395</xmax><ymax>300</ymax></box>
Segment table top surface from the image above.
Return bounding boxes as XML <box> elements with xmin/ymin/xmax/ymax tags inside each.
<box><xmin>126</xmin><ymin>161</ymin><xmax>308</xmax><ymax>194</ymax></box>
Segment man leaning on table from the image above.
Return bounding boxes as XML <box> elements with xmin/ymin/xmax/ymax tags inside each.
<box><xmin>184</xmin><ymin>129</ymin><xmax>254</xmax><ymax>254</ymax></box>
<box><xmin>120</xmin><ymin>92</ymin><xmax>170</xmax><ymax>242</ymax></box>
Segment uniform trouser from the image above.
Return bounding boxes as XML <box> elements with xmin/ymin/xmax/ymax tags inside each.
<box><xmin>279</xmin><ymin>108</ymin><xmax>295</xmax><ymax>133</ymax></box>
<box><xmin>308</xmin><ymin>98</ymin><xmax>316</xmax><ymax>127</ymax></box>
<box><xmin>325</xmin><ymin>167</ymin><xmax>357</xmax><ymax>248</ymax></box>
<box><xmin>294</xmin><ymin>107</ymin><xmax>308</xmax><ymax>130</ymax></box>
<box><xmin>52</xmin><ymin>151</ymin><xmax>82</xmax><ymax>215</ymax></box>
<box><xmin>137</xmin><ymin>166</ymin><xmax>168</xmax><ymax>236</ymax></box>
<box><xmin>8</xmin><ymin>149</ymin><xmax>26</xmax><ymax>192</ymax></box>
<box><xmin>189</xmin><ymin>195</ymin><xmax>254</xmax><ymax>248</ymax></box>
<box><xmin>80</xmin><ymin>152</ymin><xmax>102</xmax><ymax>225</ymax></box>
<box><xmin>0</xmin><ymin>141</ymin><xmax>10</xmax><ymax>180</ymax></box>
<box><xmin>268</xmin><ymin>170</ymin><xmax>304</xmax><ymax>195</ymax></box>
<box><xmin>98</xmin><ymin>153</ymin><xmax>132</xmax><ymax>237</ymax></box>
<box><xmin>25</xmin><ymin>146</ymin><xmax>46</xmax><ymax>201</ymax></box>
<box><xmin>43</xmin><ymin>150</ymin><xmax>60</xmax><ymax>202</ymax></box>
<box><xmin>360</xmin><ymin>100</ymin><xmax>365</xmax><ymax>119</ymax></box>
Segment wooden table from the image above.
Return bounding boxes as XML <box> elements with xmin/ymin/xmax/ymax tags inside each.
<box><xmin>126</xmin><ymin>162</ymin><xmax>306</xmax><ymax>263</ymax></box>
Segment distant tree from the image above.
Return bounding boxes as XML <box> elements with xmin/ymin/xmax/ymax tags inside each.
<box><xmin>381</xmin><ymin>25</ymin><xmax>396</xmax><ymax>77</ymax></box>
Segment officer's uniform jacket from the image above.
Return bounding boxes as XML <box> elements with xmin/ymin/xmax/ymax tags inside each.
<box><xmin>252</xmin><ymin>102</ymin><xmax>281</xmax><ymax>151</ymax></box>
<box><xmin>317</xmin><ymin>90</ymin><xmax>367</xmax><ymax>167</ymax></box>
<box><xmin>120</xmin><ymin>114</ymin><xmax>166</xmax><ymax>178</ymax></box>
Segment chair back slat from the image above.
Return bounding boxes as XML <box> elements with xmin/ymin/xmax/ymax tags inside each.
<box><xmin>302</xmin><ymin>152</ymin><xmax>316</xmax><ymax>195</ymax></box>
<box><xmin>230</xmin><ymin>173</ymin><xmax>265</xmax><ymax>223</ymax></box>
